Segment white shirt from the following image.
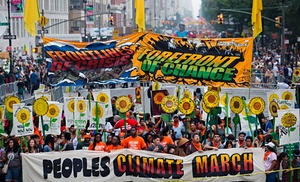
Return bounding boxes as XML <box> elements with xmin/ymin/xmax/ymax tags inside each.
<box><xmin>273</xmin><ymin>66</ymin><xmax>279</xmax><ymax>77</ymax></box>
<box><xmin>264</xmin><ymin>151</ymin><xmax>277</xmax><ymax>170</ymax></box>
<box><xmin>288</xmin><ymin>67</ymin><xmax>293</xmax><ymax>77</ymax></box>
<box><xmin>277</xmin><ymin>82</ymin><xmax>289</xmax><ymax>89</ymax></box>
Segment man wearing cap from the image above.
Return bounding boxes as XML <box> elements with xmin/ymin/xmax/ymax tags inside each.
<box><xmin>264</xmin><ymin>142</ymin><xmax>277</xmax><ymax>182</ymax></box>
<box><xmin>172</xmin><ymin>114</ymin><xmax>185</xmax><ymax>140</ymax></box>
<box><xmin>175</xmin><ymin>23</ymin><xmax>188</xmax><ymax>38</ymax></box>
<box><xmin>76</xmin><ymin>134</ymin><xmax>91</xmax><ymax>150</ymax></box>
<box><xmin>236</xmin><ymin>132</ymin><xmax>246</xmax><ymax>148</ymax></box>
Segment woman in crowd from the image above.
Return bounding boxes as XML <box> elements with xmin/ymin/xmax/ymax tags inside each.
<box><xmin>43</xmin><ymin>135</ymin><xmax>54</xmax><ymax>152</ymax></box>
<box><xmin>277</xmin><ymin>152</ymin><xmax>291</xmax><ymax>182</ymax></box>
<box><xmin>144</xmin><ymin>133</ymin><xmax>153</xmax><ymax>149</ymax></box>
<box><xmin>224</xmin><ymin>141</ymin><xmax>234</xmax><ymax>149</ymax></box>
<box><xmin>88</xmin><ymin>133</ymin><xmax>106</xmax><ymax>151</ymax></box>
<box><xmin>264</xmin><ymin>142</ymin><xmax>277</xmax><ymax>182</ymax></box>
<box><xmin>26</xmin><ymin>139</ymin><xmax>38</xmax><ymax>153</ymax></box>
<box><xmin>105</xmin><ymin>136</ymin><xmax>123</xmax><ymax>152</ymax></box>
<box><xmin>5</xmin><ymin>138</ymin><xmax>22</xmax><ymax>182</ymax></box>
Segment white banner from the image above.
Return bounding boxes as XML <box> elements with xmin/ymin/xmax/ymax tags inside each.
<box><xmin>74</xmin><ymin>98</ymin><xmax>88</xmax><ymax>129</ymax></box>
<box><xmin>39</xmin><ymin>102</ymin><xmax>63</xmax><ymax>135</ymax></box>
<box><xmin>11</xmin><ymin>104</ymin><xmax>34</xmax><ymax>136</ymax></box>
<box><xmin>267</xmin><ymin>90</ymin><xmax>295</xmax><ymax>117</ymax></box>
<box><xmin>276</xmin><ymin>109</ymin><xmax>300</xmax><ymax>145</ymax></box>
<box><xmin>22</xmin><ymin>148</ymin><xmax>266</xmax><ymax>182</ymax></box>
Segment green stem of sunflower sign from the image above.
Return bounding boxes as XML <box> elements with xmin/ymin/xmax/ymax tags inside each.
<box><xmin>1</xmin><ymin>138</ymin><xmax>4</xmax><ymax>149</ymax></box>
<box><xmin>41</xmin><ymin>115</ymin><xmax>46</xmax><ymax>141</ymax></box>
<box><xmin>96</xmin><ymin>102</ymin><xmax>99</xmax><ymax>133</ymax></box>
<box><xmin>225</xmin><ymin>93</ymin><xmax>229</xmax><ymax>135</ymax></box>
<box><xmin>242</xmin><ymin>98</ymin><xmax>254</xmax><ymax>140</ymax></box>
<box><xmin>209</xmin><ymin>109</ymin><xmax>212</xmax><ymax>144</ymax></box>
<box><xmin>124</xmin><ymin>113</ymin><xmax>127</xmax><ymax>136</ymax></box>
<box><xmin>255</xmin><ymin>115</ymin><xmax>258</xmax><ymax>137</ymax></box>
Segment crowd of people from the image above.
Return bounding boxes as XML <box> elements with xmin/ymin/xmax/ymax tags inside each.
<box><xmin>0</xmin><ymin>105</ymin><xmax>299</xmax><ymax>182</ymax></box>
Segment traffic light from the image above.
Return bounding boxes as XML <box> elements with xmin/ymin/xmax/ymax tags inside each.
<box><xmin>109</xmin><ymin>15</ymin><xmax>114</xmax><ymax>26</ymax></box>
<box><xmin>218</xmin><ymin>13</ymin><xmax>224</xmax><ymax>24</ymax></box>
<box><xmin>275</xmin><ymin>16</ymin><xmax>281</xmax><ymax>28</ymax></box>
<box><xmin>32</xmin><ymin>47</ymin><xmax>38</xmax><ymax>53</ymax></box>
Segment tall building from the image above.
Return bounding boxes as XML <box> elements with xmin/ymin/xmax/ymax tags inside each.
<box><xmin>0</xmin><ymin>0</ymin><xmax>73</xmax><ymax>58</ymax></box>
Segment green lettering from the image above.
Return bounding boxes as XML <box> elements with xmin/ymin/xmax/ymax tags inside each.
<box><xmin>173</xmin><ymin>64</ymin><xmax>188</xmax><ymax>77</ymax></box>
<box><xmin>184</xmin><ymin>65</ymin><xmax>198</xmax><ymax>78</ymax></box>
<box><xmin>162</xmin><ymin>63</ymin><xmax>175</xmax><ymax>75</ymax></box>
<box><xmin>211</xmin><ymin>67</ymin><xmax>224</xmax><ymax>80</ymax></box>
<box><xmin>197</xmin><ymin>67</ymin><xmax>212</xmax><ymax>79</ymax></box>
<box><xmin>141</xmin><ymin>60</ymin><xmax>152</xmax><ymax>72</ymax></box>
<box><xmin>223</xmin><ymin>68</ymin><xmax>236</xmax><ymax>81</ymax></box>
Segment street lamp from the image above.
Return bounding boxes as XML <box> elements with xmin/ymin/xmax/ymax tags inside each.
<box><xmin>83</xmin><ymin>0</ymin><xmax>87</xmax><ymax>42</ymax></box>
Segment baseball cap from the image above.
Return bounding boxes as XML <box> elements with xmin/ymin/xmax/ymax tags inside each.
<box><xmin>265</xmin><ymin>142</ymin><xmax>275</xmax><ymax>148</ymax></box>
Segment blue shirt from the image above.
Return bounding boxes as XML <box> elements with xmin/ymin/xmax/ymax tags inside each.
<box><xmin>176</xmin><ymin>30</ymin><xmax>188</xmax><ymax>38</ymax></box>
<box><xmin>30</xmin><ymin>72</ymin><xmax>38</xmax><ymax>84</ymax></box>
<box><xmin>265</xmin><ymin>121</ymin><xmax>273</xmax><ymax>133</ymax></box>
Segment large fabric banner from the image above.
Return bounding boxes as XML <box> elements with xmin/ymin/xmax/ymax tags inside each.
<box><xmin>43</xmin><ymin>33</ymin><xmax>253</xmax><ymax>87</ymax></box>
<box><xmin>22</xmin><ymin>148</ymin><xmax>265</xmax><ymax>182</ymax></box>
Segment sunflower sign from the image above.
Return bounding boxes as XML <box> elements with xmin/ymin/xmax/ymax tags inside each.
<box><xmin>0</xmin><ymin>105</ymin><xmax>5</xmax><ymax>134</ymax></box>
<box><xmin>39</xmin><ymin>102</ymin><xmax>63</xmax><ymax>135</ymax></box>
<box><xmin>63</xmin><ymin>97</ymin><xmax>80</xmax><ymax>128</ymax></box>
<box><xmin>267</xmin><ymin>90</ymin><xmax>295</xmax><ymax>117</ymax></box>
<box><xmin>275</xmin><ymin>109</ymin><xmax>299</xmax><ymax>145</ymax></box>
<box><xmin>88</xmin><ymin>101</ymin><xmax>106</xmax><ymax>130</ymax></box>
<box><xmin>239</xmin><ymin>99</ymin><xmax>260</xmax><ymax>135</ymax></box>
<box><xmin>74</xmin><ymin>98</ymin><xmax>88</xmax><ymax>129</ymax></box>
<box><xmin>93</xmin><ymin>90</ymin><xmax>113</xmax><ymax>117</ymax></box>
<box><xmin>11</xmin><ymin>104</ymin><xmax>34</xmax><ymax>136</ymax></box>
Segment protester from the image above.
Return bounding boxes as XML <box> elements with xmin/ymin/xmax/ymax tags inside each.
<box><xmin>43</xmin><ymin>135</ymin><xmax>54</xmax><ymax>152</ymax></box>
<box><xmin>186</xmin><ymin>133</ymin><xmax>203</xmax><ymax>154</ymax></box>
<box><xmin>147</xmin><ymin>135</ymin><xmax>164</xmax><ymax>153</ymax></box>
<box><xmin>277</xmin><ymin>152</ymin><xmax>291</xmax><ymax>182</ymax></box>
<box><xmin>61</xmin><ymin>132</ymin><xmax>74</xmax><ymax>151</ymax></box>
<box><xmin>292</xmin><ymin>149</ymin><xmax>300</xmax><ymax>181</ymax></box>
<box><xmin>88</xmin><ymin>133</ymin><xmax>106</xmax><ymax>151</ymax></box>
<box><xmin>5</xmin><ymin>138</ymin><xmax>22</xmax><ymax>182</ymax></box>
<box><xmin>105</xmin><ymin>136</ymin><xmax>123</xmax><ymax>152</ymax></box>
<box><xmin>264</xmin><ymin>142</ymin><xmax>277</xmax><ymax>182</ymax></box>
<box><xmin>205</xmin><ymin>133</ymin><xmax>224</xmax><ymax>150</ymax></box>
<box><xmin>76</xmin><ymin>134</ymin><xmax>92</xmax><ymax>150</ymax></box>
<box><xmin>236</xmin><ymin>132</ymin><xmax>246</xmax><ymax>148</ymax></box>
<box><xmin>25</xmin><ymin>139</ymin><xmax>38</xmax><ymax>153</ymax></box>
<box><xmin>244</xmin><ymin>136</ymin><xmax>254</xmax><ymax>149</ymax></box>
<box><xmin>121</xmin><ymin>127</ymin><xmax>147</xmax><ymax>150</ymax></box>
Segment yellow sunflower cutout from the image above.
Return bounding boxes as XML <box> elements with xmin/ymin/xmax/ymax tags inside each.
<box><xmin>16</xmin><ymin>108</ymin><xmax>31</xmax><ymax>124</ymax></box>
<box><xmin>76</xmin><ymin>100</ymin><xmax>87</xmax><ymax>113</ymax></box>
<box><xmin>33</xmin><ymin>98</ymin><xmax>49</xmax><ymax>116</ymax></box>
<box><xmin>67</xmin><ymin>100</ymin><xmax>74</xmax><ymax>112</ymax></box>
<box><xmin>281</xmin><ymin>91</ymin><xmax>293</xmax><ymax>101</ymax></box>
<box><xmin>268</xmin><ymin>93</ymin><xmax>279</xmax><ymax>102</ymax></box>
<box><xmin>178</xmin><ymin>98</ymin><xmax>195</xmax><ymax>115</ymax></box>
<box><xmin>203</xmin><ymin>91</ymin><xmax>220</xmax><ymax>108</ymax></box>
<box><xmin>220</xmin><ymin>94</ymin><xmax>229</xmax><ymax>106</ymax></box>
<box><xmin>46</xmin><ymin>104</ymin><xmax>60</xmax><ymax>118</ymax></box>
<box><xmin>97</xmin><ymin>93</ymin><xmax>109</xmax><ymax>103</ymax></box>
<box><xmin>269</xmin><ymin>101</ymin><xmax>279</xmax><ymax>117</ymax></box>
<box><xmin>294</xmin><ymin>69</ymin><xmax>300</xmax><ymax>77</ymax></box>
<box><xmin>0</xmin><ymin>107</ymin><xmax>4</xmax><ymax>119</ymax></box>
<box><xmin>280</xmin><ymin>104</ymin><xmax>289</xmax><ymax>110</ymax></box>
<box><xmin>202</xmin><ymin>101</ymin><xmax>210</xmax><ymax>114</ymax></box>
<box><xmin>40</xmin><ymin>95</ymin><xmax>49</xmax><ymax>101</ymax></box>
<box><xmin>281</xmin><ymin>112</ymin><xmax>297</xmax><ymax>128</ymax></box>
<box><xmin>92</xmin><ymin>104</ymin><xmax>104</xmax><ymax>118</ymax></box>
<box><xmin>183</xmin><ymin>90</ymin><xmax>192</xmax><ymax>99</ymax></box>
<box><xmin>208</xmin><ymin>86</ymin><xmax>221</xmax><ymax>92</ymax></box>
<box><xmin>4</xmin><ymin>96</ymin><xmax>21</xmax><ymax>113</ymax></box>
<box><xmin>230</xmin><ymin>96</ymin><xmax>244</xmax><ymax>114</ymax></box>
<box><xmin>249</xmin><ymin>97</ymin><xmax>265</xmax><ymax>115</ymax></box>
<box><xmin>153</xmin><ymin>92</ymin><xmax>165</xmax><ymax>105</ymax></box>
<box><xmin>161</xmin><ymin>96</ymin><xmax>178</xmax><ymax>113</ymax></box>
<box><xmin>115</xmin><ymin>96</ymin><xmax>132</xmax><ymax>113</ymax></box>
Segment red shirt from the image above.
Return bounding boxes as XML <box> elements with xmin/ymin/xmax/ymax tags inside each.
<box><xmin>114</xmin><ymin>118</ymin><xmax>138</xmax><ymax>132</ymax></box>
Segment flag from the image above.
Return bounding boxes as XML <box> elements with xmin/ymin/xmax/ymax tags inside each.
<box><xmin>24</xmin><ymin>44</ymin><xmax>28</xmax><ymax>55</ymax></box>
<box><xmin>135</xmin><ymin>0</ymin><xmax>145</xmax><ymax>32</ymax></box>
<box><xmin>252</xmin><ymin>0</ymin><xmax>263</xmax><ymax>38</ymax></box>
<box><xmin>24</xmin><ymin>0</ymin><xmax>40</xmax><ymax>36</ymax></box>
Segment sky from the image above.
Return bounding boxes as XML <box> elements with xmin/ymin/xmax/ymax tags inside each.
<box><xmin>191</xmin><ymin>0</ymin><xmax>201</xmax><ymax>18</ymax></box>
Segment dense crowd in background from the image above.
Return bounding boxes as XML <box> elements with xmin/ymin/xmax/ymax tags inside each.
<box><xmin>0</xmin><ymin>46</ymin><xmax>299</xmax><ymax>181</ymax></box>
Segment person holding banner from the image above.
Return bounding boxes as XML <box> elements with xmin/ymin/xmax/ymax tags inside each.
<box><xmin>186</xmin><ymin>133</ymin><xmax>203</xmax><ymax>155</ymax></box>
<box><xmin>147</xmin><ymin>135</ymin><xmax>164</xmax><ymax>153</ymax></box>
<box><xmin>264</xmin><ymin>142</ymin><xmax>277</xmax><ymax>182</ymax></box>
<box><xmin>121</xmin><ymin>127</ymin><xmax>147</xmax><ymax>150</ymax></box>
<box><xmin>105</xmin><ymin>136</ymin><xmax>123</xmax><ymax>152</ymax></box>
<box><xmin>25</xmin><ymin>139</ymin><xmax>38</xmax><ymax>153</ymax></box>
<box><xmin>204</xmin><ymin>133</ymin><xmax>224</xmax><ymax>150</ymax></box>
<box><xmin>88</xmin><ymin>133</ymin><xmax>106</xmax><ymax>151</ymax></box>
